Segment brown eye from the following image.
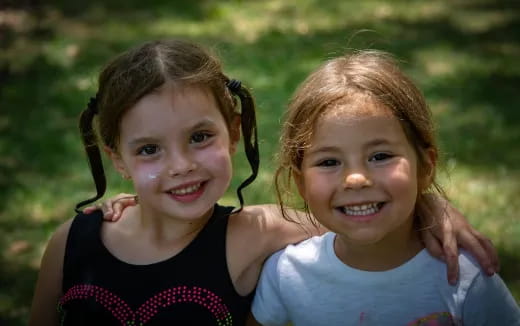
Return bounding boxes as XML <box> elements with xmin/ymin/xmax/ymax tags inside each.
<box><xmin>317</xmin><ymin>159</ymin><xmax>340</xmax><ymax>167</ymax></box>
<box><xmin>369</xmin><ymin>153</ymin><xmax>393</xmax><ymax>162</ymax></box>
<box><xmin>190</xmin><ymin>131</ymin><xmax>212</xmax><ymax>144</ymax></box>
<box><xmin>137</xmin><ymin>144</ymin><xmax>158</xmax><ymax>156</ymax></box>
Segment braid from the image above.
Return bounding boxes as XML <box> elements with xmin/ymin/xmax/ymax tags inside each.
<box><xmin>74</xmin><ymin>96</ymin><xmax>107</xmax><ymax>213</ymax></box>
<box><xmin>227</xmin><ymin>80</ymin><xmax>260</xmax><ymax>212</ymax></box>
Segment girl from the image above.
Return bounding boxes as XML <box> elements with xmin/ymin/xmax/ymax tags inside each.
<box><xmin>29</xmin><ymin>39</ymin><xmax>498</xmax><ymax>326</ymax></box>
<box><xmin>29</xmin><ymin>39</ymin><xmax>309</xmax><ymax>326</ymax></box>
<box><xmin>251</xmin><ymin>50</ymin><xmax>520</xmax><ymax>325</ymax></box>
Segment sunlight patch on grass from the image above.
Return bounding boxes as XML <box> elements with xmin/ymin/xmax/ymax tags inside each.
<box><xmin>43</xmin><ymin>40</ymin><xmax>81</xmax><ymax>68</ymax></box>
<box><xmin>450</xmin><ymin>9</ymin><xmax>516</xmax><ymax>33</ymax></box>
<box><xmin>413</xmin><ymin>47</ymin><xmax>495</xmax><ymax>78</ymax></box>
<box><xmin>438</xmin><ymin>164</ymin><xmax>520</xmax><ymax>249</ymax></box>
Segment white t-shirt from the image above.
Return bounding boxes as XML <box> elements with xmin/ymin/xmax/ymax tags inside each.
<box><xmin>252</xmin><ymin>232</ymin><xmax>520</xmax><ymax>326</ymax></box>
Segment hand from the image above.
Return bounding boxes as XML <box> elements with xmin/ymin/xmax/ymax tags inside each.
<box><xmin>82</xmin><ymin>193</ymin><xmax>138</xmax><ymax>221</ymax></box>
<box><xmin>418</xmin><ymin>195</ymin><xmax>499</xmax><ymax>285</ymax></box>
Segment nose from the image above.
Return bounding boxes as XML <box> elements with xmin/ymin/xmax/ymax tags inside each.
<box><xmin>344</xmin><ymin>172</ymin><xmax>373</xmax><ymax>190</ymax></box>
<box><xmin>166</xmin><ymin>153</ymin><xmax>197</xmax><ymax>177</ymax></box>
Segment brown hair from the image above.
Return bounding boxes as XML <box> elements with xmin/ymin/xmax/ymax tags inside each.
<box><xmin>275</xmin><ymin>50</ymin><xmax>444</xmax><ymax>226</ymax></box>
<box><xmin>76</xmin><ymin>39</ymin><xmax>259</xmax><ymax>212</ymax></box>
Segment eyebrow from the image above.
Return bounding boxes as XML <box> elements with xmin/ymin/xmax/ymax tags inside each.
<box><xmin>191</xmin><ymin>118</ymin><xmax>218</xmax><ymax>130</ymax></box>
<box><xmin>126</xmin><ymin>118</ymin><xmax>218</xmax><ymax>147</ymax></box>
<box><xmin>307</xmin><ymin>138</ymin><xmax>395</xmax><ymax>156</ymax></box>
<box><xmin>128</xmin><ymin>137</ymin><xmax>159</xmax><ymax>147</ymax></box>
<box><xmin>364</xmin><ymin>138</ymin><xmax>393</xmax><ymax>148</ymax></box>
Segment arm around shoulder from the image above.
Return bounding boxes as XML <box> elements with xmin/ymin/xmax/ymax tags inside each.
<box><xmin>246</xmin><ymin>204</ymin><xmax>321</xmax><ymax>259</ymax></box>
<box><xmin>28</xmin><ymin>219</ymin><xmax>72</xmax><ymax>326</ymax></box>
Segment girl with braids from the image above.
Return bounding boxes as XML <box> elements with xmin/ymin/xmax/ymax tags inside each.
<box><xmin>29</xmin><ymin>39</ymin><xmax>308</xmax><ymax>326</ymax></box>
<box><xmin>251</xmin><ymin>50</ymin><xmax>519</xmax><ymax>325</ymax></box>
<box><xmin>30</xmin><ymin>39</ymin><xmax>499</xmax><ymax>326</ymax></box>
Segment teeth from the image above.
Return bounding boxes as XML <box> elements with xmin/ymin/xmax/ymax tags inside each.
<box><xmin>341</xmin><ymin>202</ymin><xmax>381</xmax><ymax>216</ymax></box>
<box><xmin>170</xmin><ymin>183</ymin><xmax>201</xmax><ymax>195</ymax></box>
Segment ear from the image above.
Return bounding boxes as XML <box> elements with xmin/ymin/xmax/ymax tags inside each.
<box><xmin>229</xmin><ymin>114</ymin><xmax>241</xmax><ymax>154</ymax></box>
<box><xmin>292</xmin><ymin>167</ymin><xmax>307</xmax><ymax>202</ymax></box>
<box><xmin>104</xmin><ymin>145</ymin><xmax>130</xmax><ymax>179</ymax></box>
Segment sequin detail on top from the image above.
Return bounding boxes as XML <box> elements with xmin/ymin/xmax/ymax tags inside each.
<box><xmin>58</xmin><ymin>284</ymin><xmax>233</xmax><ymax>325</ymax></box>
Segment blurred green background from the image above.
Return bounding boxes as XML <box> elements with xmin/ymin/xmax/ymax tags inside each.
<box><xmin>1</xmin><ymin>0</ymin><xmax>519</xmax><ymax>324</ymax></box>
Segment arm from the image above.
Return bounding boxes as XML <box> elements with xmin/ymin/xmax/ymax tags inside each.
<box><xmin>28</xmin><ymin>220</ymin><xmax>72</xmax><ymax>326</ymax></box>
<box><xmin>262</xmin><ymin>197</ymin><xmax>499</xmax><ymax>285</ymax></box>
<box><xmin>226</xmin><ymin>204</ymin><xmax>318</xmax><ymax>297</ymax></box>
<box><xmin>418</xmin><ymin>195</ymin><xmax>499</xmax><ymax>284</ymax></box>
<box><xmin>93</xmin><ymin>193</ymin><xmax>500</xmax><ymax>284</ymax></box>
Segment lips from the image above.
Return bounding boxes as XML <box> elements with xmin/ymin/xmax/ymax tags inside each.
<box><xmin>166</xmin><ymin>181</ymin><xmax>206</xmax><ymax>202</ymax></box>
<box><xmin>168</xmin><ymin>182</ymin><xmax>202</xmax><ymax>196</ymax></box>
<box><xmin>338</xmin><ymin>202</ymin><xmax>385</xmax><ymax>216</ymax></box>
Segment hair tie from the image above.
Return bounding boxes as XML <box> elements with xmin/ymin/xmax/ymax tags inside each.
<box><xmin>87</xmin><ymin>94</ymin><xmax>98</xmax><ymax>114</ymax></box>
<box><xmin>226</xmin><ymin>79</ymin><xmax>242</xmax><ymax>93</ymax></box>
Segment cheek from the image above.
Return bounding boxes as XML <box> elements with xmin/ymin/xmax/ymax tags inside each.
<box><xmin>386</xmin><ymin>161</ymin><xmax>419</xmax><ymax>202</ymax></box>
<box><xmin>301</xmin><ymin>170</ymin><xmax>331</xmax><ymax>204</ymax></box>
<box><xmin>130</xmin><ymin>162</ymin><xmax>166</xmax><ymax>192</ymax></box>
<box><xmin>196</xmin><ymin>145</ymin><xmax>233</xmax><ymax>180</ymax></box>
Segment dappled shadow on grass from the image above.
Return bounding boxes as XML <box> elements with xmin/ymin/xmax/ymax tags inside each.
<box><xmin>225</xmin><ymin>12</ymin><xmax>520</xmax><ymax>174</ymax></box>
<box><xmin>1</xmin><ymin>0</ymin><xmax>519</xmax><ymax>323</ymax></box>
<box><xmin>0</xmin><ymin>256</ymin><xmax>38</xmax><ymax>326</ymax></box>
<box><xmin>0</xmin><ymin>217</ymin><xmax>63</xmax><ymax>325</ymax></box>
<box><xmin>1</xmin><ymin>0</ymin><xmax>211</xmax><ymax>18</ymax></box>
<box><xmin>497</xmin><ymin>247</ymin><xmax>520</xmax><ymax>301</ymax></box>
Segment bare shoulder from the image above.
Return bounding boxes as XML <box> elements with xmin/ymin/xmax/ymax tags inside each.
<box><xmin>228</xmin><ymin>204</ymin><xmax>316</xmax><ymax>258</ymax></box>
<box><xmin>42</xmin><ymin>219</ymin><xmax>73</xmax><ymax>265</ymax></box>
<box><xmin>28</xmin><ymin>218</ymin><xmax>73</xmax><ymax>326</ymax></box>
<box><xmin>226</xmin><ymin>205</ymin><xmax>314</xmax><ymax>296</ymax></box>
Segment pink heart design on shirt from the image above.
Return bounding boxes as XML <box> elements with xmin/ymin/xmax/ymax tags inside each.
<box><xmin>59</xmin><ymin>284</ymin><xmax>232</xmax><ymax>325</ymax></box>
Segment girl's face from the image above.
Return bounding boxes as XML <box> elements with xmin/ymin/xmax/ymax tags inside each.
<box><xmin>109</xmin><ymin>83</ymin><xmax>239</xmax><ymax>222</ymax></box>
<box><xmin>295</xmin><ymin>98</ymin><xmax>422</xmax><ymax>248</ymax></box>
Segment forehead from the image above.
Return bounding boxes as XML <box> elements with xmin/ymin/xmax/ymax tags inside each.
<box><xmin>119</xmin><ymin>84</ymin><xmax>226</xmax><ymax>138</ymax></box>
<box><xmin>130</xmin><ymin>83</ymin><xmax>219</xmax><ymax>115</ymax></box>
<box><xmin>321</xmin><ymin>91</ymin><xmax>392</xmax><ymax>119</ymax></box>
<box><xmin>316</xmin><ymin>94</ymin><xmax>394</xmax><ymax>130</ymax></box>
<box><xmin>308</xmin><ymin>95</ymin><xmax>410</xmax><ymax>150</ymax></box>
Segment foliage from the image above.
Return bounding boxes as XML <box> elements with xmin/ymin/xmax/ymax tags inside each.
<box><xmin>1</xmin><ymin>0</ymin><xmax>519</xmax><ymax>324</ymax></box>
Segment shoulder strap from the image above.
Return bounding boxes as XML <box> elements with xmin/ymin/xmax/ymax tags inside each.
<box><xmin>62</xmin><ymin>210</ymin><xmax>103</xmax><ymax>292</ymax></box>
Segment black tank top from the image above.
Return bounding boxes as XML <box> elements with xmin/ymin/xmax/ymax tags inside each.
<box><xmin>59</xmin><ymin>204</ymin><xmax>253</xmax><ymax>325</ymax></box>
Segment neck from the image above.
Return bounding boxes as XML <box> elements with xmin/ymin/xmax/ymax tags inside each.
<box><xmin>125</xmin><ymin>204</ymin><xmax>214</xmax><ymax>247</ymax></box>
<box><xmin>333</xmin><ymin>220</ymin><xmax>423</xmax><ymax>271</ymax></box>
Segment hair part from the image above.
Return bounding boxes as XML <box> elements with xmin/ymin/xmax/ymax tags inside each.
<box><xmin>275</xmin><ymin>50</ymin><xmax>445</xmax><ymax>228</ymax></box>
<box><xmin>76</xmin><ymin>39</ymin><xmax>259</xmax><ymax>212</ymax></box>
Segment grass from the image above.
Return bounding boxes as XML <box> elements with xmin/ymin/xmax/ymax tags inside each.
<box><xmin>1</xmin><ymin>0</ymin><xmax>519</xmax><ymax>324</ymax></box>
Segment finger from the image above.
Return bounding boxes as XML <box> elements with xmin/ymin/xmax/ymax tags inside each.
<box><xmin>101</xmin><ymin>200</ymin><xmax>114</xmax><ymax>220</ymax></box>
<box><xmin>441</xmin><ymin>220</ymin><xmax>459</xmax><ymax>285</ymax></box>
<box><xmin>461</xmin><ymin>229</ymin><xmax>499</xmax><ymax>275</ymax></box>
<box><xmin>111</xmin><ymin>195</ymin><xmax>138</xmax><ymax>221</ymax></box>
<box><xmin>471</xmin><ymin>229</ymin><xmax>499</xmax><ymax>272</ymax></box>
<box><xmin>420</xmin><ymin>228</ymin><xmax>444</xmax><ymax>260</ymax></box>
<box><xmin>481</xmin><ymin>236</ymin><xmax>500</xmax><ymax>273</ymax></box>
<box><xmin>111</xmin><ymin>199</ymin><xmax>125</xmax><ymax>221</ymax></box>
<box><xmin>82</xmin><ymin>205</ymin><xmax>97</xmax><ymax>214</ymax></box>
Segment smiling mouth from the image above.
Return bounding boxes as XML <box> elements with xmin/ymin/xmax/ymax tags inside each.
<box><xmin>338</xmin><ymin>202</ymin><xmax>385</xmax><ymax>216</ymax></box>
<box><xmin>168</xmin><ymin>182</ymin><xmax>204</xmax><ymax>196</ymax></box>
